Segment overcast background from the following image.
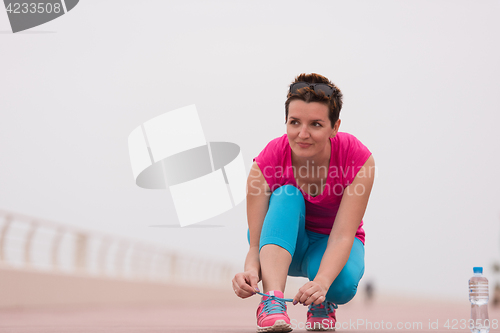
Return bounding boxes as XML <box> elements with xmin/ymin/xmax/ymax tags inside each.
<box><xmin>1</xmin><ymin>1</ymin><xmax>499</xmax><ymax>301</ymax></box>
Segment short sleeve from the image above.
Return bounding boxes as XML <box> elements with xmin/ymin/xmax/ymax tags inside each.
<box><xmin>253</xmin><ymin>135</ymin><xmax>288</xmax><ymax>191</ymax></box>
<box><xmin>340</xmin><ymin>133</ymin><xmax>372</xmax><ymax>187</ymax></box>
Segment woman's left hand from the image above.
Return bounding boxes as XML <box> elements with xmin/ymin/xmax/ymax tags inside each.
<box><xmin>293</xmin><ymin>280</ymin><xmax>328</xmax><ymax>306</ymax></box>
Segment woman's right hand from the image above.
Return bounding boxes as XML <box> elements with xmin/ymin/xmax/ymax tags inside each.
<box><xmin>232</xmin><ymin>270</ymin><xmax>260</xmax><ymax>299</ymax></box>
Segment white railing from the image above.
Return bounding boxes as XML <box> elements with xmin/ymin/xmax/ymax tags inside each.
<box><xmin>0</xmin><ymin>209</ymin><xmax>236</xmax><ymax>288</ymax></box>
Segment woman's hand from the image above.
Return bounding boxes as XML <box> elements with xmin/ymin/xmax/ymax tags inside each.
<box><xmin>232</xmin><ymin>270</ymin><xmax>260</xmax><ymax>299</ymax></box>
<box><xmin>293</xmin><ymin>280</ymin><xmax>328</xmax><ymax>306</ymax></box>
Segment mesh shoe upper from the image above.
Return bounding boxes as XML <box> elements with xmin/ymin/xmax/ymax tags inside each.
<box><xmin>306</xmin><ymin>301</ymin><xmax>337</xmax><ymax>331</ymax></box>
<box><xmin>256</xmin><ymin>290</ymin><xmax>291</xmax><ymax>329</ymax></box>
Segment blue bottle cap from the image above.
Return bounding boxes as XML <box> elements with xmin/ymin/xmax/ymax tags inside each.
<box><xmin>473</xmin><ymin>267</ymin><xmax>483</xmax><ymax>274</ymax></box>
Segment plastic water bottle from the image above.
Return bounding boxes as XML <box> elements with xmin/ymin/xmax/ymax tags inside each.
<box><xmin>469</xmin><ymin>267</ymin><xmax>489</xmax><ymax>333</ymax></box>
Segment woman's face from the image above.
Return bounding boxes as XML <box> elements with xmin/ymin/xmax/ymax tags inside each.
<box><xmin>286</xmin><ymin>100</ymin><xmax>340</xmax><ymax>161</ymax></box>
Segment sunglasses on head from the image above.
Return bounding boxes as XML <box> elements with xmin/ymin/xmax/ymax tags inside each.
<box><xmin>289</xmin><ymin>82</ymin><xmax>336</xmax><ymax>98</ymax></box>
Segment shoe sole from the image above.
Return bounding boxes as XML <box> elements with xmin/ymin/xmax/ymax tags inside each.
<box><xmin>257</xmin><ymin>319</ymin><xmax>293</xmax><ymax>332</ymax></box>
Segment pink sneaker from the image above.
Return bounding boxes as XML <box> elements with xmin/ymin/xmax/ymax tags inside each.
<box><xmin>256</xmin><ymin>291</ymin><xmax>292</xmax><ymax>332</ymax></box>
<box><xmin>306</xmin><ymin>301</ymin><xmax>337</xmax><ymax>331</ymax></box>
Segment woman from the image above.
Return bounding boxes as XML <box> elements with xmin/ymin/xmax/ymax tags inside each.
<box><xmin>232</xmin><ymin>73</ymin><xmax>375</xmax><ymax>332</ymax></box>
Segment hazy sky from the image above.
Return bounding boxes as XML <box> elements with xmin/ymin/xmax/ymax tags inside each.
<box><xmin>1</xmin><ymin>1</ymin><xmax>499</xmax><ymax>300</ymax></box>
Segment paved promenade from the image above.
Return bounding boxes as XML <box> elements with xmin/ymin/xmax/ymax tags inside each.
<box><xmin>1</xmin><ymin>288</ymin><xmax>499</xmax><ymax>333</ymax></box>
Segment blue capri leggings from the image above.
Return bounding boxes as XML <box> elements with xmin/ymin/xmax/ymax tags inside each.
<box><xmin>247</xmin><ymin>185</ymin><xmax>365</xmax><ymax>305</ymax></box>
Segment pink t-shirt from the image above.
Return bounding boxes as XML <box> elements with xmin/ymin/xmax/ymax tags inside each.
<box><xmin>253</xmin><ymin>132</ymin><xmax>371</xmax><ymax>244</ymax></box>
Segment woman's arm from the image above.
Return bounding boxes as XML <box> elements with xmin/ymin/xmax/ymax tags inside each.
<box><xmin>294</xmin><ymin>155</ymin><xmax>375</xmax><ymax>305</ymax></box>
<box><xmin>232</xmin><ymin>161</ymin><xmax>271</xmax><ymax>298</ymax></box>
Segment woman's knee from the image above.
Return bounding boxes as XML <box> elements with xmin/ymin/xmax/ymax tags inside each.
<box><xmin>271</xmin><ymin>185</ymin><xmax>304</xmax><ymax>204</ymax></box>
<box><xmin>265</xmin><ymin>185</ymin><xmax>305</xmax><ymax>223</ymax></box>
<box><xmin>306</xmin><ymin>241</ymin><xmax>364</xmax><ymax>305</ymax></box>
<box><xmin>306</xmin><ymin>259</ymin><xmax>360</xmax><ymax>304</ymax></box>
<box><xmin>325</xmin><ymin>277</ymin><xmax>360</xmax><ymax>304</ymax></box>
<box><xmin>326</xmin><ymin>260</ymin><xmax>364</xmax><ymax>304</ymax></box>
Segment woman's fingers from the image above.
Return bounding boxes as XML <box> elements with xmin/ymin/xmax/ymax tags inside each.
<box><xmin>301</xmin><ymin>290</ymin><xmax>324</xmax><ymax>306</ymax></box>
<box><xmin>248</xmin><ymin>273</ymin><xmax>260</xmax><ymax>293</ymax></box>
<box><xmin>293</xmin><ymin>283</ymin><xmax>308</xmax><ymax>305</ymax></box>
<box><xmin>299</xmin><ymin>289</ymin><xmax>313</xmax><ymax>305</ymax></box>
<box><xmin>307</xmin><ymin>292</ymin><xmax>326</xmax><ymax>305</ymax></box>
<box><xmin>292</xmin><ymin>294</ymin><xmax>300</xmax><ymax>305</ymax></box>
<box><xmin>293</xmin><ymin>282</ymin><xmax>326</xmax><ymax>306</ymax></box>
<box><xmin>241</xmin><ymin>273</ymin><xmax>258</xmax><ymax>295</ymax></box>
<box><xmin>293</xmin><ymin>285</ymin><xmax>311</xmax><ymax>305</ymax></box>
<box><xmin>232</xmin><ymin>272</ymin><xmax>258</xmax><ymax>298</ymax></box>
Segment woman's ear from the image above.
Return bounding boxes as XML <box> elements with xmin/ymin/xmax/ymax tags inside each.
<box><xmin>331</xmin><ymin>119</ymin><xmax>341</xmax><ymax>137</ymax></box>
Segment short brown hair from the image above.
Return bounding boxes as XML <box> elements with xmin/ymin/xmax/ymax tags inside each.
<box><xmin>285</xmin><ymin>73</ymin><xmax>343</xmax><ymax>128</ymax></box>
